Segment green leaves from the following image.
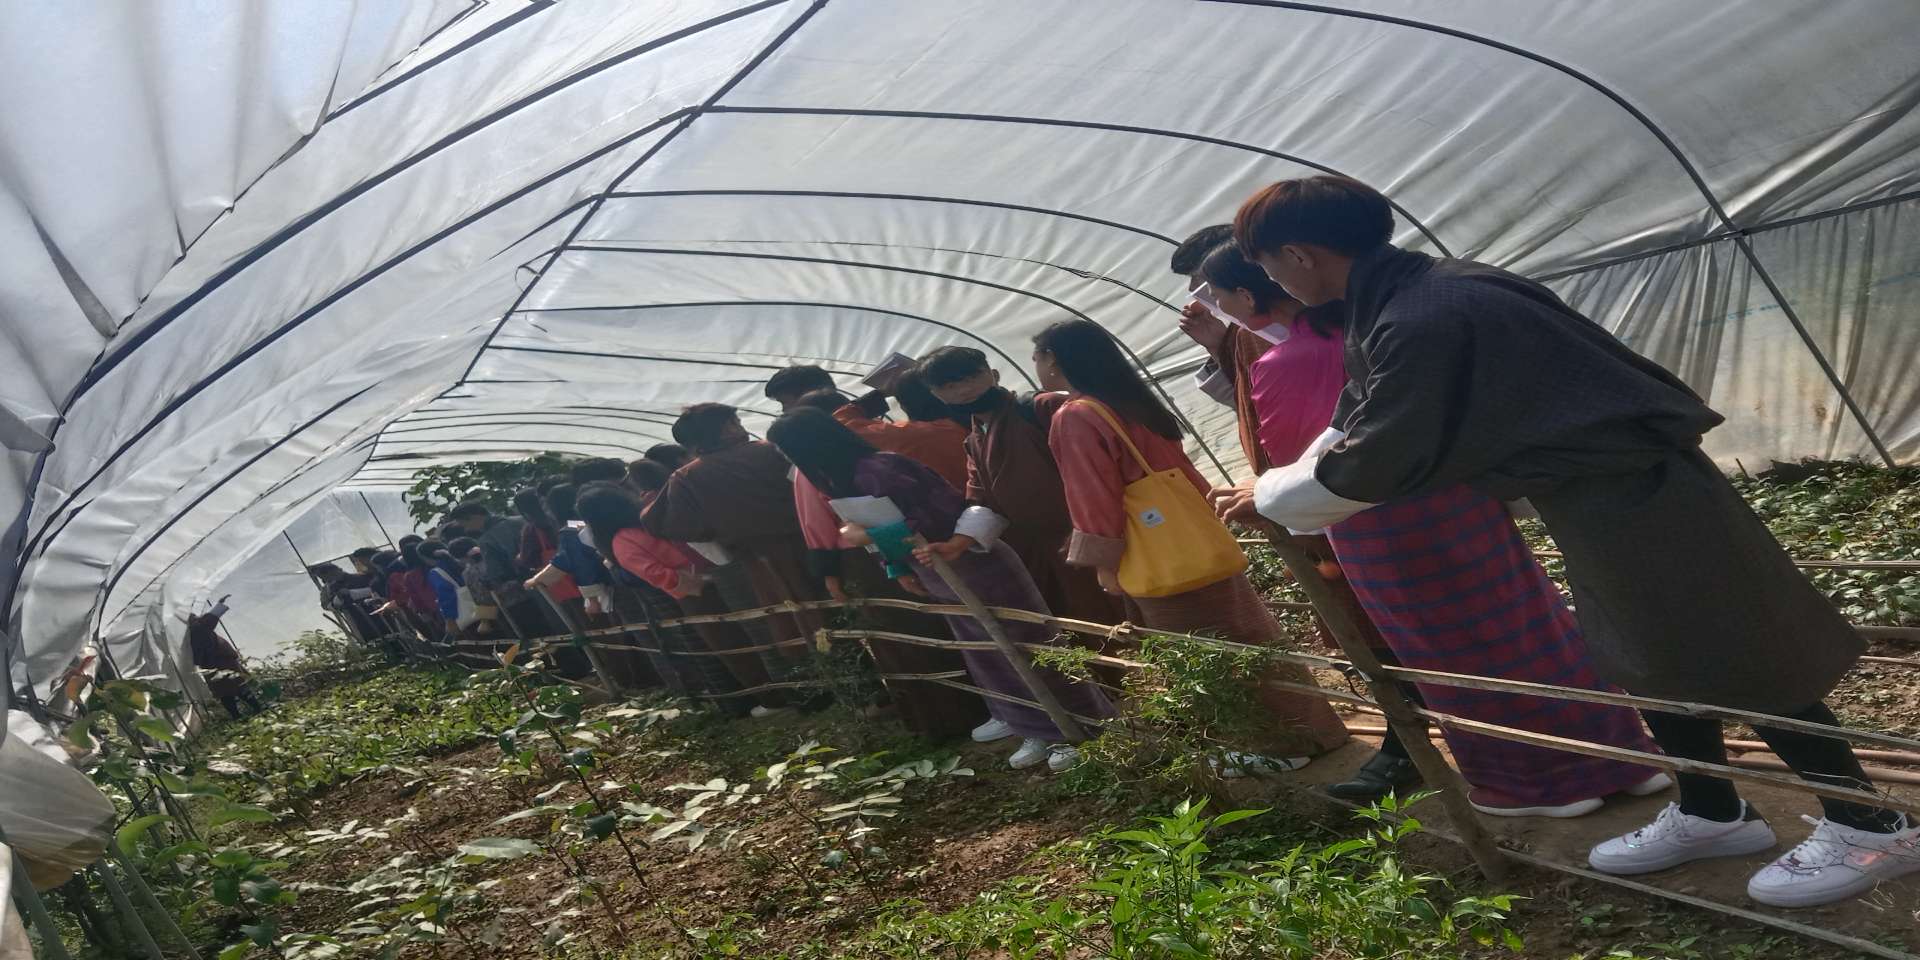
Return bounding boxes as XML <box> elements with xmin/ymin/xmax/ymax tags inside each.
<box><xmin>116</xmin><ymin>813</ymin><xmax>173</xmax><ymax>855</ymax></box>
<box><xmin>133</xmin><ymin>716</ymin><xmax>178</xmax><ymax>742</ymax></box>
<box><xmin>209</xmin><ymin>803</ymin><xmax>276</xmax><ymax>828</ymax></box>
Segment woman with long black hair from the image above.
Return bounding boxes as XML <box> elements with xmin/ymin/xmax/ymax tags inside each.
<box><xmin>767</xmin><ymin>407</ymin><xmax>1114</xmax><ymax>772</ymax></box>
<box><xmin>1036</xmin><ymin>318</ymin><xmax>1349</xmax><ymax>772</ymax></box>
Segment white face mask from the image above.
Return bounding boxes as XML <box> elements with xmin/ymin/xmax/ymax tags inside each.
<box><xmin>1189</xmin><ymin>283</ymin><xmax>1289</xmax><ymax>345</ymax></box>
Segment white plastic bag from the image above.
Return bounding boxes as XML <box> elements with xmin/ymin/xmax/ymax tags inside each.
<box><xmin>0</xmin><ymin>725</ymin><xmax>114</xmax><ymax>890</ymax></box>
<box><xmin>0</xmin><ymin>844</ymin><xmax>35</xmax><ymax>960</ymax></box>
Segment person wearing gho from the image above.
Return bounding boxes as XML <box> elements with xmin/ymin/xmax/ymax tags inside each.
<box><xmin>1201</xmin><ymin>240</ymin><xmax>1668</xmax><ymax>817</ymax></box>
<box><xmin>916</xmin><ymin>346</ymin><xmax>1130</xmax><ymax>633</ymax></box>
<box><xmin>642</xmin><ymin>403</ymin><xmax>829</xmax><ymax>713</ymax></box>
<box><xmin>182</xmin><ymin>596</ymin><xmax>263</xmax><ymax>719</ymax></box>
<box><xmin>1036</xmin><ymin>318</ymin><xmax>1349</xmax><ymax>773</ymax></box>
<box><xmin>1215</xmin><ymin>174</ymin><xmax>1919</xmax><ymax>908</ymax></box>
<box><xmin>767</xmin><ymin>407</ymin><xmax>1115</xmax><ymax>772</ymax></box>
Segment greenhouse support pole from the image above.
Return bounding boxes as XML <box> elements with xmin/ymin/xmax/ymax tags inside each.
<box><xmin>3</xmin><ymin>831</ymin><xmax>74</xmax><ymax>960</ymax></box>
<box><xmin>94</xmin><ymin>861</ymin><xmax>164</xmax><ymax>960</ymax></box>
<box><xmin>359</xmin><ymin>491</ymin><xmax>397</xmax><ymax>548</ymax></box>
<box><xmin>1257</xmin><ymin>528</ymin><xmax>1511</xmax><ymax>882</ymax></box>
<box><xmin>109</xmin><ymin>845</ymin><xmax>203</xmax><ymax>960</ymax></box>
<box><xmin>914</xmin><ymin>538</ymin><xmax>1090</xmax><ymax>743</ymax></box>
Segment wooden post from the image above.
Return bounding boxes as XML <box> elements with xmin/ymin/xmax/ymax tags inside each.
<box><xmin>914</xmin><ymin>538</ymin><xmax>1091</xmax><ymax>744</ymax></box>
<box><xmin>535</xmin><ymin>584</ymin><xmax>627</xmax><ymax>699</ymax></box>
<box><xmin>1257</xmin><ymin>529</ymin><xmax>1511</xmax><ymax>882</ymax></box>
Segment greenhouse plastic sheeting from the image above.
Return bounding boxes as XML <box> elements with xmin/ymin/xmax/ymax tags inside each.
<box><xmin>5</xmin><ymin>0</ymin><xmax>1920</xmax><ymax>707</ymax></box>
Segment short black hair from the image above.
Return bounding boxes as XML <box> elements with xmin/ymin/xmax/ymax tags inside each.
<box><xmin>446</xmin><ymin>536</ymin><xmax>478</xmax><ymax>557</ymax></box>
<box><xmin>626</xmin><ymin>458</ymin><xmax>672</xmax><ymax>492</ymax></box>
<box><xmin>546</xmin><ymin>483</ymin><xmax>580</xmax><ymax>524</ymax></box>
<box><xmin>447</xmin><ymin>501</ymin><xmax>490</xmax><ymax>520</ymax></box>
<box><xmin>1170</xmin><ymin>224</ymin><xmax>1234</xmax><ymax>276</ymax></box>
<box><xmin>792</xmin><ymin>388</ymin><xmax>848</xmax><ymax>414</ymax></box>
<box><xmin>350</xmin><ymin>547</ymin><xmax>379</xmax><ymax>561</ymax></box>
<box><xmin>644</xmin><ymin>443</ymin><xmax>690</xmax><ymax>470</ymax></box>
<box><xmin>672</xmin><ymin>403</ymin><xmax>741</xmax><ymax>451</ymax></box>
<box><xmin>765</xmin><ymin>365</ymin><xmax>837</xmax><ymax>401</ymax></box>
<box><xmin>892</xmin><ymin>371</ymin><xmax>952</xmax><ymax>422</ymax></box>
<box><xmin>569</xmin><ymin>458</ymin><xmax>626</xmax><ymax>486</ymax></box>
<box><xmin>917</xmin><ymin>346</ymin><xmax>991</xmax><ymax>388</ymax></box>
<box><xmin>398</xmin><ymin>534</ymin><xmax>423</xmax><ymax>547</ymax></box>
<box><xmin>1234</xmin><ymin>176</ymin><xmax>1394</xmax><ymax>258</ymax></box>
<box><xmin>308</xmin><ymin>562</ymin><xmax>344</xmax><ymax>580</ymax></box>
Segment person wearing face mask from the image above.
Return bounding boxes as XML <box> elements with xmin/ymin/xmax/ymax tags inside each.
<box><xmin>1216</xmin><ymin>174</ymin><xmax>1920</xmax><ymax>908</ymax></box>
<box><xmin>1202</xmin><ymin>240</ymin><xmax>1672</xmax><ymax>816</ymax></box>
<box><xmin>918</xmin><ymin>346</ymin><xmax>1127</xmax><ymax>629</ymax></box>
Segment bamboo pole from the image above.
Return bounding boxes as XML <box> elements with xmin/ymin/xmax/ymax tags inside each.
<box><xmin>912</xmin><ymin>537</ymin><xmax>1090</xmax><ymax>744</ymax></box>
<box><xmin>534</xmin><ymin>584</ymin><xmax>627</xmax><ymax>699</ymax></box>
<box><xmin>1254</xmin><ymin>529</ymin><xmax>1511</xmax><ymax>882</ymax></box>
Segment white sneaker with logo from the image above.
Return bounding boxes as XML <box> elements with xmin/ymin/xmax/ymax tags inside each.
<box><xmin>1007</xmin><ymin>738</ymin><xmax>1052</xmax><ymax>770</ymax></box>
<box><xmin>1588</xmin><ymin>802</ymin><xmax>1778</xmax><ymax>875</ymax></box>
<box><xmin>1747</xmin><ymin>816</ymin><xmax>1920</xmax><ymax>908</ymax></box>
<box><xmin>1046</xmin><ymin>745</ymin><xmax>1080</xmax><ymax>774</ymax></box>
<box><xmin>971</xmin><ymin>718</ymin><xmax>1015</xmax><ymax>743</ymax></box>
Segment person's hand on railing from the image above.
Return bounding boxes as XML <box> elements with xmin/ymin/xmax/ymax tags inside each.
<box><xmin>913</xmin><ymin>535</ymin><xmax>975</xmax><ymax>566</ymax></box>
<box><xmin>1208</xmin><ymin>482</ymin><xmax>1261</xmax><ymax>525</ymax></box>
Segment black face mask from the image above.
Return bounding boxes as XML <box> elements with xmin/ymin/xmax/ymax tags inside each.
<box><xmin>947</xmin><ymin>386</ymin><xmax>1012</xmax><ymax>415</ymax></box>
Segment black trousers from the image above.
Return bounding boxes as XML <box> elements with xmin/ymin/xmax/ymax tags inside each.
<box><xmin>1641</xmin><ymin>701</ymin><xmax>1898</xmax><ymax>832</ymax></box>
<box><xmin>219</xmin><ymin>686</ymin><xmax>264</xmax><ymax>720</ymax></box>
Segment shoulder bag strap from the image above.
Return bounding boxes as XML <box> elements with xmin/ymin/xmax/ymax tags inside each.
<box><xmin>1070</xmin><ymin>398</ymin><xmax>1156</xmax><ymax>476</ymax></box>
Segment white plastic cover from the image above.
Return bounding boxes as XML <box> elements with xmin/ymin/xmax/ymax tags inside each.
<box><xmin>5</xmin><ymin>1</ymin><xmax>1920</xmax><ymax>702</ymax></box>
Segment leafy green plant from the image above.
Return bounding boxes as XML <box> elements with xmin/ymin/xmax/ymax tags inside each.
<box><xmin>850</xmin><ymin>797</ymin><xmax>1519</xmax><ymax>960</ymax></box>
<box><xmin>403</xmin><ymin>452</ymin><xmax>578</xmax><ymax>526</ymax></box>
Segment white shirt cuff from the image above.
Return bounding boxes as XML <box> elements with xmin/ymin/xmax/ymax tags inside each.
<box><xmin>1194</xmin><ymin>362</ymin><xmax>1235</xmax><ymax>407</ymax></box>
<box><xmin>1254</xmin><ymin>458</ymin><xmax>1375</xmax><ymax>532</ymax></box>
<box><xmin>953</xmin><ymin>506</ymin><xmax>1010</xmax><ymax>548</ymax></box>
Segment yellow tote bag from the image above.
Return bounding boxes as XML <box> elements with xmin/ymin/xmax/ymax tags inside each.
<box><xmin>1074</xmin><ymin>400</ymin><xmax>1247</xmax><ymax>598</ymax></box>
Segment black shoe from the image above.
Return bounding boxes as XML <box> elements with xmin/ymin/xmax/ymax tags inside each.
<box><xmin>1326</xmin><ymin>752</ymin><xmax>1420</xmax><ymax>802</ymax></box>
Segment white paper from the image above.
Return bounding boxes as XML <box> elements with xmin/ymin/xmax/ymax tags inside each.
<box><xmin>1187</xmin><ymin>285</ymin><xmax>1288</xmax><ymax>345</ymax></box>
<box><xmin>825</xmin><ymin>495</ymin><xmax>907</xmax><ymax>528</ymax></box>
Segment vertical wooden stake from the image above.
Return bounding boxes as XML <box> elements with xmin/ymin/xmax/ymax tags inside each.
<box><xmin>1259</xmin><ymin>528</ymin><xmax>1511</xmax><ymax>882</ymax></box>
<box><xmin>535</xmin><ymin>585</ymin><xmax>627</xmax><ymax>699</ymax></box>
<box><xmin>915</xmin><ymin>539</ymin><xmax>1091</xmax><ymax>744</ymax></box>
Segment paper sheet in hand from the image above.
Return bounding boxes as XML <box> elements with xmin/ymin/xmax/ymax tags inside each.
<box><xmin>1188</xmin><ymin>282</ymin><xmax>1288</xmax><ymax>346</ymax></box>
<box><xmin>825</xmin><ymin>495</ymin><xmax>906</xmax><ymax>528</ymax></box>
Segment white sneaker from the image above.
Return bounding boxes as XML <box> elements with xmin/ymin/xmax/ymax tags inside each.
<box><xmin>1747</xmin><ymin>815</ymin><xmax>1920</xmax><ymax>908</ymax></box>
<box><xmin>1210</xmin><ymin>751</ymin><xmax>1310</xmax><ymax>780</ymax></box>
<box><xmin>1622</xmin><ymin>772</ymin><xmax>1674</xmax><ymax>797</ymax></box>
<box><xmin>1588</xmin><ymin>802</ymin><xmax>1778</xmax><ymax>875</ymax></box>
<box><xmin>1472</xmin><ymin>796</ymin><xmax>1605</xmax><ymax>819</ymax></box>
<box><xmin>1046</xmin><ymin>745</ymin><xmax>1080</xmax><ymax>773</ymax></box>
<box><xmin>748</xmin><ymin>705</ymin><xmax>791</xmax><ymax>720</ymax></box>
<box><xmin>1007</xmin><ymin>738</ymin><xmax>1051</xmax><ymax>770</ymax></box>
<box><xmin>971</xmin><ymin>718</ymin><xmax>1015</xmax><ymax>743</ymax></box>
